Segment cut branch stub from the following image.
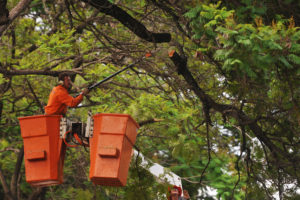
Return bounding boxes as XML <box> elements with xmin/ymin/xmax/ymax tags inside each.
<box><xmin>168</xmin><ymin>50</ymin><xmax>186</xmax><ymax>75</ymax></box>
<box><xmin>145</xmin><ymin>52</ymin><xmax>152</xmax><ymax>58</ymax></box>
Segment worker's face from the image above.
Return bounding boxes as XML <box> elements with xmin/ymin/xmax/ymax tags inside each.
<box><xmin>63</xmin><ymin>76</ymin><xmax>72</xmax><ymax>90</ymax></box>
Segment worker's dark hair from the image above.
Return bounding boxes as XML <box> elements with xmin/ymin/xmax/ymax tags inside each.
<box><xmin>58</xmin><ymin>72</ymin><xmax>70</xmax><ymax>81</ymax></box>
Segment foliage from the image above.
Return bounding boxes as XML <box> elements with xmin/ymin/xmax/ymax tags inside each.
<box><xmin>0</xmin><ymin>0</ymin><xmax>299</xmax><ymax>199</ymax></box>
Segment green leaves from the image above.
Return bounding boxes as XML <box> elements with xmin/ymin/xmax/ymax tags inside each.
<box><xmin>186</xmin><ymin>0</ymin><xmax>300</xmax><ymax>103</ymax></box>
<box><xmin>237</xmin><ymin>38</ymin><xmax>252</xmax><ymax>46</ymax></box>
<box><xmin>37</xmin><ymin>29</ymin><xmax>76</xmax><ymax>57</ymax></box>
<box><xmin>288</xmin><ymin>54</ymin><xmax>300</xmax><ymax>65</ymax></box>
<box><xmin>0</xmin><ymin>0</ymin><xmax>299</xmax><ymax>199</ymax></box>
<box><xmin>278</xmin><ymin>56</ymin><xmax>293</xmax><ymax>68</ymax></box>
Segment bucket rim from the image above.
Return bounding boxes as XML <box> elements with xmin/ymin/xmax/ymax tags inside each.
<box><xmin>93</xmin><ymin>113</ymin><xmax>140</xmax><ymax>128</ymax></box>
<box><xmin>18</xmin><ymin>115</ymin><xmax>62</xmax><ymax>120</ymax></box>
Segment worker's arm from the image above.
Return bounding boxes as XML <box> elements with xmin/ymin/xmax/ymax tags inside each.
<box><xmin>58</xmin><ymin>89</ymin><xmax>84</xmax><ymax>108</ymax></box>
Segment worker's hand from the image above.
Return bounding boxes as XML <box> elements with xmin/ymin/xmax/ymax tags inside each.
<box><xmin>82</xmin><ymin>88</ymin><xmax>90</xmax><ymax>96</ymax></box>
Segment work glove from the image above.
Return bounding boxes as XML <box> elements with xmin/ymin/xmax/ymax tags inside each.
<box><xmin>82</xmin><ymin>88</ymin><xmax>90</xmax><ymax>96</ymax></box>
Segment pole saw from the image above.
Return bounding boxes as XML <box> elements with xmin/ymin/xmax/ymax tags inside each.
<box><xmin>87</xmin><ymin>53</ymin><xmax>152</xmax><ymax>91</ymax></box>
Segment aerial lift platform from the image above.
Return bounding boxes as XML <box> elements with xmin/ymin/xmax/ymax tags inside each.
<box><xmin>18</xmin><ymin>113</ymin><xmax>189</xmax><ymax>199</ymax></box>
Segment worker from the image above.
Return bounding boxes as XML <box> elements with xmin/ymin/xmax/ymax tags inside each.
<box><xmin>168</xmin><ymin>185</ymin><xmax>182</xmax><ymax>200</ymax></box>
<box><xmin>45</xmin><ymin>72</ymin><xmax>89</xmax><ymax>115</ymax></box>
<box><xmin>167</xmin><ymin>185</ymin><xmax>190</xmax><ymax>200</ymax></box>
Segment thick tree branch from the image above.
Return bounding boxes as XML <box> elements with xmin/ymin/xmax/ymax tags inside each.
<box><xmin>82</xmin><ymin>0</ymin><xmax>171</xmax><ymax>43</ymax></box>
<box><xmin>169</xmin><ymin>50</ymin><xmax>212</xmax><ymax>125</ymax></box>
<box><xmin>0</xmin><ymin>68</ymin><xmax>82</xmax><ymax>77</ymax></box>
<box><xmin>64</xmin><ymin>0</ymin><xmax>74</xmax><ymax>29</ymax></box>
<box><xmin>10</xmin><ymin>146</ymin><xmax>24</xmax><ymax>199</ymax></box>
<box><xmin>0</xmin><ymin>0</ymin><xmax>33</xmax><ymax>36</ymax></box>
<box><xmin>0</xmin><ymin>167</ymin><xmax>14</xmax><ymax>200</ymax></box>
<box><xmin>27</xmin><ymin>187</ymin><xmax>47</xmax><ymax>200</ymax></box>
<box><xmin>0</xmin><ymin>0</ymin><xmax>9</xmax><ymax>25</ymax></box>
<box><xmin>168</xmin><ymin>50</ymin><xmax>290</xmax><ymax>160</ymax></box>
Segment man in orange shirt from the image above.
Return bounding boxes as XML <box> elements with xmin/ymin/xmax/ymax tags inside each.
<box><xmin>45</xmin><ymin>73</ymin><xmax>89</xmax><ymax>115</ymax></box>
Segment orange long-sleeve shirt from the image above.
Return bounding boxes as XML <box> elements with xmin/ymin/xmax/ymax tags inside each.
<box><xmin>45</xmin><ymin>85</ymin><xmax>83</xmax><ymax>115</ymax></box>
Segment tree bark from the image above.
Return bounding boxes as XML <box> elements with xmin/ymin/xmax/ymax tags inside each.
<box><xmin>0</xmin><ymin>68</ymin><xmax>82</xmax><ymax>77</ymax></box>
<box><xmin>0</xmin><ymin>0</ymin><xmax>33</xmax><ymax>36</ymax></box>
<box><xmin>0</xmin><ymin>167</ymin><xmax>14</xmax><ymax>200</ymax></box>
<box><xmin>10</xmin><ymin>147</ymin><xmax>24</xmax><ymax>200</ymax></box>
<box><xmin>0</xmin><ymin>0</ymin><xmax>9</xmax><ymax>25</ymax></box>
<box><xmin>82</xmin><ymin>0</ymin><xmax>171</xmax><ymax>43</ymax></box>
<box><xmin>27</xmin><ymin>187</ymin><xmax>47</xmax><ymax>200</ymax></box>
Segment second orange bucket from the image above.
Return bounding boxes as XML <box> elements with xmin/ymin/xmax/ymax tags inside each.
<box><xmin>89</xmin><ymin>113</ymin><xmax>139</xmax><ymax>186</ymax></box>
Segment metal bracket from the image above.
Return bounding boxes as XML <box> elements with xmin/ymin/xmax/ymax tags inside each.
<box><xmin>59</xmin><ymin>117</ymin><xmax>67</xmax><ymax>139</ymax></box>
<box><xmin>85</xmin><ymin>115</ymin><xmax>94</xmax><ymax>138</ymax></box>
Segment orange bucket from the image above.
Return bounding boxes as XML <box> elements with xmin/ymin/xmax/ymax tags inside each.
<box><xmin>89</xmin><ymin>113</ymin><xmax>139</xmax><ymax>186</ymax></box>
<box><xmin>18</xmin><ymin>115</ymin><xmax>66</xmax><ymax>187</ymax></box>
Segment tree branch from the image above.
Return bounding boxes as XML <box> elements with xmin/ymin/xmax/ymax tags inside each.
<box><xmin>0</xmin><ymin>68</ymin><xmax>82</xmax><ymax>77</ymax></box>
<box><xmin>0</xmin><ymin>0</ymin><xmax>9</xmax><ymax>25</ymax></box>
<box><xmin>149</xmin><ymin>0</ymin><xmax>190</xmax><ymax>38</ymax></box>
<box><xmin>0</xmin><ymin>147</ymin><xmax>20</xmax><ymax>153</ymax></box>
<box><xmin>0</xmin><ymin>167</ymin><xmax>14</xmax><ymax>200</ymax></box>
<box><xmin>82</xmin><ymin>0</ymin><xmax>171</xmax><ymax>43</ymax></box>
<box><xmin>26</xmin><ymin>79</ymin><xmax>44</xmax><ymax>113</ymax></box>
<box><xmin>74</xmin><ymin>10</ymin><xmax>101</xmax><ymax>34</ymax></box>
<box><xmin>168</xmin><ymin>50</ymin><xmax>291</xmax><ymax>161</ymax></box>
<box><xmin>138</xmin><ymin>118</ymin><xmax>164</xmax><ymax>126</ymax></box>
<box><xmin>0</xmin><ymin>0</ymin><xmax>33</xmax><ymax>36</ymax></box>
<box><xmin>10</xmin><ymin>146</ymin><xmax>24</xmax><ymax>199</ymax></box>
<box><xmin>199</xmin><ymin>121</ymin><xmax>211</xmax><ymax>184</ymax></box>
<box><xmin>27</xmin><ymin>187</ymin><xmax>47</xmax><ymax>200</ymax></box>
